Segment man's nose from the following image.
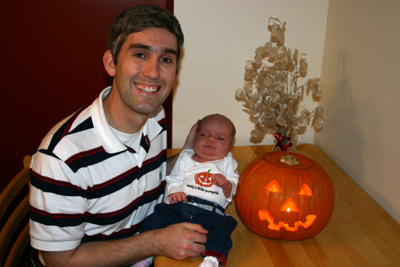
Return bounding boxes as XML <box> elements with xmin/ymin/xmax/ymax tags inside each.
<box><xmin>143</xmin><ymin>58</ymin><xmax>160</xmax><ymax>80</ymax></box>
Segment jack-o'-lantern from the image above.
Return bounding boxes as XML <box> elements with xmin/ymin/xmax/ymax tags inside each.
<box><xmin>235</xmin><ymin>151</ymin><xmax>334</xmax><ymax>241</ymax></box>
<box><xmin>195</xmin><ymin>169</ymin><xmax>214</xmax><ymax>187</ymax></box>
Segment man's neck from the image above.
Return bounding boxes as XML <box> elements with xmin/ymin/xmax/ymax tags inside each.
<box><xmin>102</xmin><ymin>91</ymin><xmax>148</xmax><ymax>134</ymax></box>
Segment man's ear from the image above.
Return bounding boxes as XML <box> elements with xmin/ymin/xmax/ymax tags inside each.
<box><xmin>103</xmin><ymin>50</ymin><xmax>116</xmax><ymax>77</ymax></box>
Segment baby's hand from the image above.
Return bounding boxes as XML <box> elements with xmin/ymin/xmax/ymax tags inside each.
<box><xmin>212</xmin><ymin>174</ymin><xmax>228</xmax><ymax>188</ymax></box>
<box><xmin>169</xmin><ymin>192</ymin><xmax>187</xmax><ymax>204</ymax></box>
<box><xmin>213</xmin><ymin>174</ymin><xmax>233</xmax><ymax>198</ymax></box>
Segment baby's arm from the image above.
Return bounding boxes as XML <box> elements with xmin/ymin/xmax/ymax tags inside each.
<box><xmin>169</xmin><ymin>192</ymin><xmax>188</xmax><ymax>204</ymax></box>
<box><xmin>165</xmin><ymin>150</ymin><xmax>191</xmax><ymax>204</ymax></box>
<box><xmin>212</xmin><ymin>174</ymin><xmax>233</xmax><ymax>198</ymax></box>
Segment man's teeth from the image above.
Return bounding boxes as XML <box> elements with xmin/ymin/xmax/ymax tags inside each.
<box><xmin>136</xmin><ymin>84</ymin><xmax>159</xmax><ymax>93</ymax></box>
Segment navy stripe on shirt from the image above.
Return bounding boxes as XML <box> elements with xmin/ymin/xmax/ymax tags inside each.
<box><xmin>47</xmin><ymin>107</ymin><xmax>89</xmax><ymax>152</ymax></box>
<box><xmin>82</xmin><ymin>220</ymin><xmax>144</xmax><ymax>243</ymax></box>
<box><xmin>30</xmin><ymin>180</ymin><xmax>166</xmax><ymax>228</ymax></box>
<box><xmin>30</xmin><ymin>149</ymin><xmax>167</xmax><ymax>199</ymax></box>
<box><xmin>65</xmin><ymin>146</ymin><xmax>125</xmax><ymax>173</ymax></box>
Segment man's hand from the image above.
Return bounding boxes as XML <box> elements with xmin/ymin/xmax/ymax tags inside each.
<box><xmin>212</xmin><ymin>174</ymin><xmax>232</xmax><ymax>198</ymax></box>
<box><xmin>169</xmin><ymin>192</ymin><xmax>188</xmax><ymax>204</ymax></box>
<box><xmin>167</xmin><ymin>121</ymin><xmax>199</xmax><ymax>174</ymax></box>
<box><xmin>153</xmin><ymin>223</ymin><xmax>208</xmax><ymax>260</ymax></box>
<box><xmin>182</xmin><ymin>120</ymin><xmax>199</xmax><ymax>150</ymax></box>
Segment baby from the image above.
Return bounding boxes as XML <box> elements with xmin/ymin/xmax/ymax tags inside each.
<box><xmin>141</xmin><ymin>114</ymin><xmax>239</xmax><ymax>267</ymax></box>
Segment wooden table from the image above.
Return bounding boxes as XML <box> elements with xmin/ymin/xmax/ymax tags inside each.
<box><xmin>157</xmin><ymin>144</ymin><xmax>400</xmax><ymax>266</ymax></box>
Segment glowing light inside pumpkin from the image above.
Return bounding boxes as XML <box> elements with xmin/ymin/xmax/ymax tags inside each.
<box><xmin>280</xmin><ymin>197</ymin><xmax>299</xmax><ymax>212</ymax></box>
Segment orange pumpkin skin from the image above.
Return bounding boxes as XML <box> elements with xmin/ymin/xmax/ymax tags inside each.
<box><xmin>235</xmin><ymin>151</ymin><xmax>335</xmax><ymax>241</ymax></box>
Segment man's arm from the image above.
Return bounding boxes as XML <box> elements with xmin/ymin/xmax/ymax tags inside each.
<box><xmin>166</xmin><ymin>121</ymin><xmax>199</xmax><ymax>174</ymax></box>
<box><xmin>42</xmin><ymin>223</ymin><xmax>208</xmax><ymax>267</ymax></box>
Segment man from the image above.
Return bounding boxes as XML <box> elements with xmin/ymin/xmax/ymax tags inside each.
<box><xmin>29</xmin><ymin>5</ymin><xmax>207</xmax><ymax>266</ymax></box>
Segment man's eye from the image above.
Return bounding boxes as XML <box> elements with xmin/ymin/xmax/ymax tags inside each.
<box><xmin>135</xmin><ymin>53</ymin><xmax>145</xmax><ymax>58</ymax></box>
<box><xmin>161</xmin><ymin>57</ymin><xmax>173</xmax><ymax>63</ymax></box>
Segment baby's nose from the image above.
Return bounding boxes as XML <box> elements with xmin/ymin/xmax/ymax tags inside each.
<box><xmin>207</xmin><ymin>136</ymin><xmax>215</xmax><ymax>141</ymax></box>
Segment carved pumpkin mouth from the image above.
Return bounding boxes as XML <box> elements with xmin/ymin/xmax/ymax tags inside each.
<box><xmin>259</xmin><ymin>210</ymin><xmax>317</xmax><ymax>232</ymax></box>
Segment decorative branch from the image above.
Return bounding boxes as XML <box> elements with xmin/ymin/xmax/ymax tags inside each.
<box><xmin>235</xmin><ymin>16</ymin><xmax>324</xmax><ymax>148</ymax></box>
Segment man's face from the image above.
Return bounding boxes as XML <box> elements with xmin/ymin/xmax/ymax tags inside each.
<box><xmin>106</xmin><ymin>27</ymin><xmax>178</xmax><ymax>118</ymax></box>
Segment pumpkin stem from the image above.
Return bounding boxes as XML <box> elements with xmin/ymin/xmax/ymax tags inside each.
<box><xmin>280</xmin><ymin>155</ymin><xmax>300</xmax><ymax>165</ymax></box>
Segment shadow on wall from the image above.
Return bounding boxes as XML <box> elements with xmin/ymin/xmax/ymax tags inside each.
<box><xmin>320</xmin><ymin>48</ymin><xmax>364</xmax><ymax>176</ymax></box>
<box><xmin>320</xmin><ymin>47</ymin><xmax>400</xmax><ymax>221</ymax></box>
<box><xmin>318</xmin><ymin>48</ymin><xmax>385</xmax><ymax>200</ymax></box>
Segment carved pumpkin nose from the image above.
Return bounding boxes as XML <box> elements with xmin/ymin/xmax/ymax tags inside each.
<box><xmin>280</xmin><ymin>197</ymin><xmax>299</xmax><ymax>212</ymax></box>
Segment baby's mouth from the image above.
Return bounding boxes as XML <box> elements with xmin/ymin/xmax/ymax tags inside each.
<box><xmin>135</xmin><ymin>82</ymin><xmax>160</xmax><ymax>93</ymax></box>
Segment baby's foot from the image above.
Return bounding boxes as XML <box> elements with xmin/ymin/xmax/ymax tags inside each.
<box><xmin>198</xmin><ymin>256</ymin><xmax>219</xmax><ymax>267</ymax></box>
<box><xmin>131</xmin><ymin>257</ymin><xmax>152</xmax><ymax>267</ymax></box>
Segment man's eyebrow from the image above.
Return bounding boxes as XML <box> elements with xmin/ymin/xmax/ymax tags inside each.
<box><xmin>129</xmin><ymin>43</ymin><xmax>177</xmax><ymax>56</ymax></box>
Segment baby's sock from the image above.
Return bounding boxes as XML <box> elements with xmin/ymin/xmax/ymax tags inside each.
<box><xmin>198</xmin><ymin>256</ymin><xmax>219</xmax><ymax>267</ymax></box>
<box><xmin>131</xmin><ymin>257</ymin><xmax>153</xmax><ymax>267</ymax></box>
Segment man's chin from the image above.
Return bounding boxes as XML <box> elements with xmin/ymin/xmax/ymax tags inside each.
<box><xmin>133</xmin><ymin>102</ymin><xmax>164</xmax><ymax>116</ymax></box>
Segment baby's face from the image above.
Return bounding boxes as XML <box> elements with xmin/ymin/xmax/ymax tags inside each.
<box><xmin>193</xmin><ymin>117</ymin><xmax>233</xmax><ymax>162</ymax></box>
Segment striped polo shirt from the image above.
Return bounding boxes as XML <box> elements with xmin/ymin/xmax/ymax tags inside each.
<box><xmin>29</xmin><ymin>87</ymin><xmax>167</xmax><ymax>252</ymax></box>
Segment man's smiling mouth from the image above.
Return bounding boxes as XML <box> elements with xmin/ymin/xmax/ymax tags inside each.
<box><xmin>135</xmin><ymin>82</ymin><xmax>160</xmax><ymax>93</ymax></box>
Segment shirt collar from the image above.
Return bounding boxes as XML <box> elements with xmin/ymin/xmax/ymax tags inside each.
<box><xmin>91</xmin><ymin>87</ymin><xmax>163</xmax><ymax>154</ymax></box>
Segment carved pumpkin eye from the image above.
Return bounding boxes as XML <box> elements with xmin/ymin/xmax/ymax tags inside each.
<box><xmin>265</xmin><ymin>180</ymin><xmax>281</xmax><ymax>193</ymax></box>
<box><xmin>298</xmin><ymin>183</ymin><xmax>313</xmax><ymax>196</ymax></box>
<box><xmin>266</xmin><ymin>180</ymin><xmax>312</xmax><ymax>197</ymax></box>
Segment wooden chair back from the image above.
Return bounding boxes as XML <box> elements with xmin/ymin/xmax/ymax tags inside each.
<box><xmin>0</xmin><ymin>155</ymin><xmax>31</xmax><ymax>267</ymax></box>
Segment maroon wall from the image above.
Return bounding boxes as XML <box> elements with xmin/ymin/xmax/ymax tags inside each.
<box><xmin>0</xmin><ymin>0</ymin><xmax>174</xmax><ymax>191</ymax></box>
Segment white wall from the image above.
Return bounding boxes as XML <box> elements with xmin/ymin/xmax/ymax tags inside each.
<box><xmin>173</xmin><ymin>0</ymin><xmax>329</xmax><ymax>147</ymax></box>
<box><xmin>315</xmin><ymin>0</ymin><xmax>400</xmax><ymax>223</ymax></box>
<box><xmin>173</xmin><ymin>0</ymin><xmax>400</xmax><ymax>224</ymax></box>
